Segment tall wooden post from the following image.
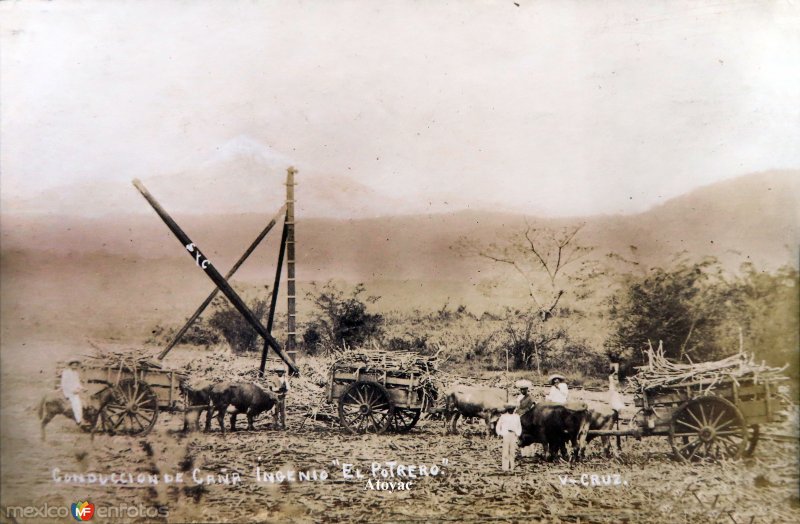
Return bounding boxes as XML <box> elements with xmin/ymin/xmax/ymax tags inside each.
<box><xmin>286</xmin><ymin>167</ymin><xmax>297</xmax><ymax>351</ymax></box>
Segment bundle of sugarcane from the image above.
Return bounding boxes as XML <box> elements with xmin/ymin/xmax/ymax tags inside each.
<box><xmin>287</xmin><ymin>374</ymin><xmax>334</xmax><ymax>421</ymax></box>
<box><xmin>330</xmin><ymin>347</ymin><xmax>439</xmax><ymax>375</ymax></box>
<box><xmin>627</xmin><ymin>343</ymin><xmax>788</xmax><ymax>393</ymax></box>
<box><xmin>68</xmin><ymin>350</ymin><xmax>164</xmax><ymax>372</ymax></box>
<box><xmin>74</xmin><ymin>340</ymin><xmax>166</xmax><ymax>368</ymax></box>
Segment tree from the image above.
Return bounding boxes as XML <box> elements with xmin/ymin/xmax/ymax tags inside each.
<box><xmin>721</xmin><ymin>263</ymin><xmax>799</xmax><ymax>374</ymax></box>
<box><xmin>605</xmin><ymin>256</ymin><xmax>722</xmax><ymax>363</ymax></box>
<box><xmin>454</xmin><ymin>222</ymin><xmax>598</xmax><ymax>320</ymax></box>
<box><xmin>603</xmin><ymin>256</ymin><xmax>799</xmax><ymax>371</ymax></box>
<box><xmin>302</xmin><ymin>282</ymin><xmax>384</xmax><ymax>351</ymax></box>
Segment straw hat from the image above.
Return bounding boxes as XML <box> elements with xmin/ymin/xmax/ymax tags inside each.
<box><xmin>67</xmin><ymin>357</ymin><xmax>82</xmax><ymax>365</ymax></box>
<box><xmin>548</xmin><ymin>374</ymin><xmax>566</xmax><ymax>384</ymax></box>
<box><xmin>504</xmin><ymin>403</ymin><xmax>517</xmax><ymax>411</ymax></box>
<box><xmin>514</xmin><ymin>379</ymin><xmax>533</xmax><ymax>390</ymax></box>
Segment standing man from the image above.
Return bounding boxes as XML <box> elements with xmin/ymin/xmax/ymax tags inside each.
<box><xmin>546</xmin><ymin>374</ymin><xmax>569</xmax><ymax>404</ymax></box>
<box><xmin>608</xmin><ymin>363</ymin><xmax>625</xmax><ymax>411</ymax></box>
<box><xmin>272</xmin><ymin>368</ymin><xmax>289</xmax><ymax>430</ymax></box>
<box><xmin>61</xmin><ymin>358</ymin><xmax>84</xmax><ymax>425</ymax></box>
<box><xmin>514</xmin><ymin>379</ymin><xmax>536</xmax><ymax>416</ymax></box>
<box><xmin>495</xmin><ymin>404</ymin><xmax>522</xmax><ymax>473</ymax></box>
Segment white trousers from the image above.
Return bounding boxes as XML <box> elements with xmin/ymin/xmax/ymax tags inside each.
<box><xmin>66</xmin><ymin>394</ymin><xmax>83</xmax><ymax>424</ymax></box>
<box><xmin>502</xmin><ymin>431</ymin><xmax>518</xmax><ymax>472</ymax></box>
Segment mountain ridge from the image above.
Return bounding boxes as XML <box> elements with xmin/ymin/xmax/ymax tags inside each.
<box><xmin>2</xmin><ymin>170</ymin><xmax>797</xmax><ymax>341</ymax></box>
<box><xmin>1</xmin><ymin>170</ymin><xmax>797</xmax><ymax>280</ymax></box>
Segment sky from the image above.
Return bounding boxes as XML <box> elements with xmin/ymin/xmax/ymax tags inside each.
<box><xmin>1</xmin><ymin>0</ymin><xmax>799</xmax><ymax>217</ymax></box>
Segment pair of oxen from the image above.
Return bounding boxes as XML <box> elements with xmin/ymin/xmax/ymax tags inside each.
<box><xmin>443</xmin><ymin>384</ymin><xmax>618</xmax><ymax>462</ymax></box>
<box><xmin>182</xmin><ymin>379</ymin><xmax>282</xmax><ymax>433</ymax></box>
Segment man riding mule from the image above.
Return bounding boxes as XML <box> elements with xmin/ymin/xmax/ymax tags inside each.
<box><xmin>39</xmin><ymin>358</ymin><xmax>116</xmax><ymax>441</ymax></box>
<box><xmin>37</xmin><ymin>389</ymin><xmax>111</xmax><ymax>441</ymax></box>
<box><xmin>60</xmin><ymin>358</ymin><xmax>85</xmax><ymax>425</ymax></box>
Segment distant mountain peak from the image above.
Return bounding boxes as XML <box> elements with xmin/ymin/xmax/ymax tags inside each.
<box><xmin>202</xmin><ymin>135</ymin><xmax>293</xmax><ymax>169</ymax></box>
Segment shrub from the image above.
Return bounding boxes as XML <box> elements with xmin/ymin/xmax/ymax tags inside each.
<box><xmin>501</xmin><ymin>309</ymin><xmax>567</xmax><ymax>372</ymax></box>
<box><xmin>302</xmin><ymin>282</ymin><xmax>384</xmax><ymax>351</ymax></box>
<box><xmin>146</xmin><ymin>320</ymin><xmax>220</xmax><ymax>347</ymax></box>
<box><xmin>386</xmin><ymin>335</ymin><xmax>428</xmax><ymax>352</ymax></box>
<box><xmin>548</xmin><ymin>340</ymin><xmax>609</xmax><ymax>377</ymax></box>
<box><xmin>208</xmin><ymin>298</ymin><xmax>270</xmax><ymax>354</ymax></box>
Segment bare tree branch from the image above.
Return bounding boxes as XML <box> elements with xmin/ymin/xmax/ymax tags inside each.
<box><xmin>523</xmin><ymin>219</ymin><xmax>554</xmax><ymax>281</ymax></box>
<box><xmin>453</xmin><ymin>221</ymin><xmax>598</xmax><ymax>320</ymax></box>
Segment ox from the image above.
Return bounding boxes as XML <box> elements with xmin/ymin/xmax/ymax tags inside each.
<box><xmin>181</xmin><ymin>379</ymin><xmax>215</xmax><ymax>432</ymax></box>
<box><xmin>444</xmin><ymin>385</ymin><xmax>508</xmax><ymax>436</ymax></box>
<box><xmin>209</xmin><ymin>382</ymin><xmax>277</xmax><ymax>433</ymax></box>
<box><xmin>519</xmin><ymin>401</ymin><xmax>592</xmax><ymax>463</ymax></box>
<box><xmin>584</xmin><ymin>407</ymin><xmax>620</xmax><ymax>458</ymax></box>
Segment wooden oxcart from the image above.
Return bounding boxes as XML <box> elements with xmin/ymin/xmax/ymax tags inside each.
<box><xmin>591</xmin><ymin>375</ymin><xmax>788</xmax><ymax>463</ymax></box>
<box><xmin>326</xmin><ymin>352</ymin><xmax>439</xmax><ymax>434</ymax></box>
<box><xmin>57</xmin><ymin>358</ymin><xmax>187</xmax><ymax>436</ymax></box>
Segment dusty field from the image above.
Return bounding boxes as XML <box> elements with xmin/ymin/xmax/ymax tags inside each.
<box><xmin>1</xmin><ymin>340</ymin><xmax>798</xmax><ymax>523</ymax></box>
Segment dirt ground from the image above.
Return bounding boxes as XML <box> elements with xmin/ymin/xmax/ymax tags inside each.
<box><xmin>1</xmin><ymin>340</ymin><xmax>798</xmax><ymax>523</ymax></box>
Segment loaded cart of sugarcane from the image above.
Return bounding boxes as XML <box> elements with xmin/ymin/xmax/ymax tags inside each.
<box><xmin>55</xmin><ymin>354</ymin><xmax>188</xmax><ymax>436</ymax></box>
<box><xmin>590</xmin><ymin>346</ymin><xmax>791</xmax><ymax>463</ymax></box>
<box><xmin>326</xmin><ymin>350</ymin><xmax>440</xmax><ymax>434</ymax></box>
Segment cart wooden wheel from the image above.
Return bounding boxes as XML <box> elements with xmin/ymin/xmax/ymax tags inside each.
<box><xmin>669</xmin><ymin>396</ymin><xmax>747</xmax><ymax>463</ymax></box>
<box><xmin>745</xmin><ymin>424</ymin><xmax>760</xmax><ymax>457</ymax></box>
<box><xmin>389</xmin><ymin>408</ymin><xmax>421</xmax><ymax>433</ymax></box>
<box><xmin>102</xmin><ymin>378</ymin><xmax>159</xmax><ymax>436</ymax></box>
<box><xmin>338</xmin><ymin>381</ymin><xmax>395</xmax><ymax>434</ymax></box>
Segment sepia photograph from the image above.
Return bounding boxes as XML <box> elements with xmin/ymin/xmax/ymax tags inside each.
<box><xmin>1</xmin><ymin>1</ymin><xmax>798</xmax><ymax>522</ymax></box>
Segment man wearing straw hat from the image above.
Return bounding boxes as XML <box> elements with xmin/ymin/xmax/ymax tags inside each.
<box><xmin>545</xmin><ymin>374</ymin><xmax>569</xmax><ymax>404</ymax></box>
<box><xmin>495</xmin><ymin>403</ymin><xmax>522</xmax><ymax>472</ymax></box>
<box><xmin>514</xmin><ymin>379</ymin><xmax>536</xmax><ymax>416</ymax></box>
<box><xmin>60</xmin><ymin>358</ymin><xmax>85</xmax><ymax>425</ymax></box>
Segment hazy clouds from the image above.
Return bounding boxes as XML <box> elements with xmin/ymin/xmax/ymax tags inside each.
<box><xmin>2</xmin><ymin>0</ymin><xmax>799</xmax><ymax>217</ymax></box>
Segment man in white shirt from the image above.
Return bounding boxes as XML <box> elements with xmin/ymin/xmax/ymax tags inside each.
<box><xmin>608</xmin><ymin>364</ymin><xmax>625</xmax><ymax>411</ymax></box>
<box><xmin>546</xmin><ymin>374</ymin><xmax>569</xmax><ymax>404</ymax></box>
<box><xmin>60</xmin><ymin>359</ymin><xmax>84</xmax><ymax>425</ymax></box>
<box><xmin>495</xmin><ymin>404</ymin><xmax>522</xmax><ymax>472</ymax></box>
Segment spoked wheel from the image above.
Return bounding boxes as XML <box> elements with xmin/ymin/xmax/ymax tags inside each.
<box><xmin>745</xmin><ymin>424</ymin><xmax>760</xmax><ymax>457</ymax></box>
<box><xmin>389</xmin><ymin>408</ymin><xmax>421</xmax><ymax>433</ymax></box>
<box><xmin>669</xmin><ymin>396</ymin><xmax>747</xmax><ymax>463</ymax></box>
<box><xmin>338</xmin><ymin>381</ymin><xmax>395</xmax><ymax>434</ymax></box>
<box><xmin>102</xmin><ymin>378</ymin><xmax>159</xmax><ymax>436</ymax></box>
